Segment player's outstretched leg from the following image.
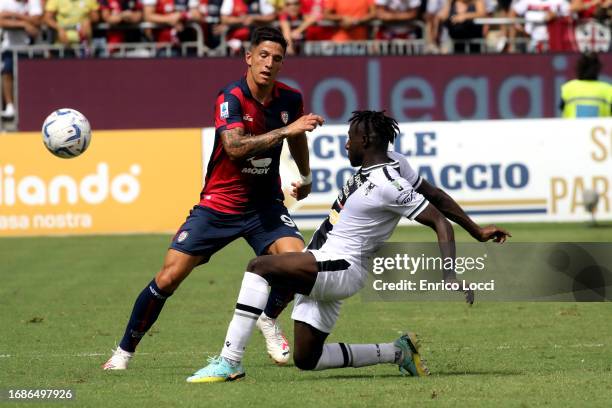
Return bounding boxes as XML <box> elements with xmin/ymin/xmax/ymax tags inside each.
<box><xmin>103</xmin><ymin>250</ymin><xmax>202</xmax><ymax>370</ymax></box>
<box><xmin>293</xmin><ymin>321</ymin><xmax>430</xmax><ymax>377</ymax></box>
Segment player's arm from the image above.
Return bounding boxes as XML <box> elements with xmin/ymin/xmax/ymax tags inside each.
<box><xmin>416</xmin><ymin>179</ymin><xmax>511</xmax><ymax>243</ymax></box>
<box><xmin>382</xmin><ymin>176</ymin><xmax>472</xmax><ymax>303</ymax></box>
<box><xmin>287</xmin><ymin>133</ymin><xmax>311</xmax><ymax>200</ymax></box>
<box><xmin>220</xmin><ymin>113</ymin><xmax>324</xmax><ymax>161</ymax></box>
<box><xmin>413</xmin><ymin>205</ymin><xmax>475</xmax><ymax>304</ymax></box>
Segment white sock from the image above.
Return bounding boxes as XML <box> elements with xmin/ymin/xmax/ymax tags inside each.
<box><xmin>220</xmin><ymin>272</ymin><xmax>269</xmax><ymax>362</ymax></box>
<box><xmin>314</xmin><ymin>342</ymin><xmax>401</xmax><ymax>370</ymax></box>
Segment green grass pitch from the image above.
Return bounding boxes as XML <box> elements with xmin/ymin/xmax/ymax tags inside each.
<box><xmin>1</xmin><ymin>223</ymin><xmax>612</xmax><ymax>407</ymax></box>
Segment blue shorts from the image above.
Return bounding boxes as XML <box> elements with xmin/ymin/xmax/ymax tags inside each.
<box><xmin>1</xmin><ymin>51</ymin><xmax>14</xmax><ymax>75</ymax></box>
<box><xmin>170</xmin><ymin>204</ymin><xmax>303</xmax><ymax>263</ymax></box>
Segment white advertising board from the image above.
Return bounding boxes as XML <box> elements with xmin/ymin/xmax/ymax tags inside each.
<box><xmin>203</xmin><ymin>118</ymin><xmax>612</xmax><ymax>229</ymax></box>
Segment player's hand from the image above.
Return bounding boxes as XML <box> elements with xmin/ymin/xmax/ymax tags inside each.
<box><xmin>290</xmin><ymin>180</ymin><xmax>311</xmax><ymax>201</ymax></box>
<box><xmin>445</xmin><ymin>278</ymin><xmax>475</xmax><ymax>305</ymax></box>
<box><xmin>478</xmin><ymin>224</ymin><xmax>511</xmax><ymax>243</ymax></box>
<box><xmin>284</xmin><ymin>113</ymin><xmax>324</xmax><ymax>137</ymax></box>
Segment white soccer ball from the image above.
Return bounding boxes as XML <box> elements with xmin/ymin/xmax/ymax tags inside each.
<box><xmin>42</xmin><ymin>108</ymin><xmax>92</xmax><ymax>158</ymax></box>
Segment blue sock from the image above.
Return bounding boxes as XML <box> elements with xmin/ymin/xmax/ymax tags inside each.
<box><xmin>263</xmin><ymin>287</ymin><xmax>294</xmax><ymax>319</ymax></box>
<box><xmin>119</xmin><ymin>279</ymin><xmax>172</xmax><ymax>352</ymax></box>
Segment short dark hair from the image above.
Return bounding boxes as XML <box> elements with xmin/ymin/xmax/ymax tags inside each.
<box><xmin>576</xmin><ymin>52</ymin><xmax>602</xmax><ymax>80</ymax></box>
<box><xmin>349</xmin><ymin>110</ymin><xmax>400</xmax><ymax>147</ymax></box>
<box><xmin>250</xmin><ymin>26</ymin><xmax>288</xmax><ymax>53</ymax></box>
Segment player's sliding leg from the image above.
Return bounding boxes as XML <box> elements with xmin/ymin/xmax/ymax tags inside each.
<box><xmin>102</xmin><ymin>250</ymin><xmax>203</xmax><ymax>370</ymax></box>
<box><xmin>292</xmin><ymin>321</ymin><xmax>429</xmax><ymax>376</ymax></box>
<box><xmin>256</xmin><ymin>236</ymin><xmax>302</xmax><ymax>365</ymax></box>
<box><xmin>186</xmin><ymin>252</ymin><xmax>318</xmax><ymax>382</ymax></box>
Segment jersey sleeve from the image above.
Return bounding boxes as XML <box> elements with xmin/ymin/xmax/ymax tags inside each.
<box><xmin>259</xmin><ymin>0</ymin><xmax>275</xmax><ymax>15</ymax></box>
<box><xmin>28</xmin><ymin>0</ymin><xmax>43</xmax><ymax>16</ymax></box>
<box><xmin>215</xmin><ymin>91</ymin><xmax>244</xmax><ymax>133</ymax></box>
<box><xmin>512</xmin><ymin>0</ymin><xmax>527</xmax><ymax>15</ymax></box>
<box><xmin>380</xmin><ymin>175</ymin><xmax>429</xmax><ymax>220</ymax></box>
<box><xmin>221</xmin><ymin>0</ymin><xmax>234</xmax><ymax>16</ymax></box>
<box><xmin>388</xmin><ymin>151</ymin><xmax>423</xmax><ymax>189</ymax></box>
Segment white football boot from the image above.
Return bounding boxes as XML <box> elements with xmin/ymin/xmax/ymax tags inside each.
<box><xmin>102</xmin><ymin>347</ymin><xmax>133</xmax><ymax>370</ymax></box>
<box><xmin>256</xmin><ymin>314</ymin><xmax>291</xmax><ymax>365</ymax></box>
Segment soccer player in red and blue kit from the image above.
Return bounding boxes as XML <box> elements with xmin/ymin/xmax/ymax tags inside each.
<box><xmin>103</xmin><ymin>27</ymin><xmax>324</xmax><ymax>370</ymax></box>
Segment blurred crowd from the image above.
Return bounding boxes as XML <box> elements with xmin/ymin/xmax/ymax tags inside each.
<box><xmin>0</xmin><ymin>0</ymin><xmax>610</xmax><ymax>56</ymax></box>
<box><xmin>0</xmin><ymin>0</ymin><xmax>609</xmax><ymax>119</ymax></box>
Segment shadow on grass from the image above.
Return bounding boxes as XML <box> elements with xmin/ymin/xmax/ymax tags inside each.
<box><xmin>293</xmin><ymin>370</ymin><xmax>522</xmax><ymax>381</ymax></box>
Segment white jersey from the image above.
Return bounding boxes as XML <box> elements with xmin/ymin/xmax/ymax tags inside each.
<box><xmin>512</xmin><ymin>0</ymin><xmax>570</xmax><ymax>44</ymax></box>
<box><xmin>0</xmin><ymin>0</ymin><xmax>42</xmax><ymax>49</ymax></box>
<box><xmin>308</xmin><ymin>151</ymin><xmax>428</xmax><ymax>262</ymax></box>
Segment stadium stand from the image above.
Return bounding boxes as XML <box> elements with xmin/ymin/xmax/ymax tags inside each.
<box><xmin>0</xmin><ymin>0</ymin><xmax>610</xmax><ymax>129</ymax></box>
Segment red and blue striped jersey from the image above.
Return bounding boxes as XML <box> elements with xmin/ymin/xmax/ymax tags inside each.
<box><xmin>200</xmin><ymin>76</ymin><xmax>304</xmax><ymax>214</ymax></box>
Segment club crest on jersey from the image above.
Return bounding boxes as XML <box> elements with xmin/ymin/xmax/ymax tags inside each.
<box><xmin>396</xmin><ymin>189</ymin><xmax>415</xmax><ymax>205</ymax></box>
<box><xmin>281</xmin><ymin>111</ymin><xmax>289</xmax><ymax>124</ymax></box>
<box><xmin>220</xmin><ymin>102</ymin><xmax>229</xmax><ymax>119</ymax></box>
<box><xmin>177</xmin><ymin>231</ymin><xmax>189</xmax><ymax>243</ymax></box>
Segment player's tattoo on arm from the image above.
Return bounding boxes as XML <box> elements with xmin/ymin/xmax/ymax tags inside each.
<box><xmin>221</xmin><ymin>126</ymin><xmax>288</xmax><ymax>161</ymax></box>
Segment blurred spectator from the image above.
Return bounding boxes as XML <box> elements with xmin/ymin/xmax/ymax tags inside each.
<box><xmin>198</xmin><ymin>0</ymin><xmax>224</xmax><ymax>48</ymax></box>
<box><xmin>324</xmin><ymin>0</ymin><xmax>376</xmax><ymax>42</ymax></box>
<box><xmin>142</xmin><ymin>0</ymin><xmax>200</xmax><ymax>54</ymax></box>
<box><xmin>220</xmin><ymin>0</ymin><xmax>276</xmax><ymax>53</ymax></box>
<box><xmin>438</xmin><ymin>0</ymin><xmax>485</xmax><ymax>53</ymax></box>
<box><xmin>560</xmin><ymin>52</ymin><xmax>611</xmax><ymax>118</ymax></box>
<box><xmin>425</xmin><ymin>0</ymin><xmax>444</xmax><ymax>52</ymax></box>
<box><xmin>375</xmin><ymin>0</ymin><xmax>421</xmax><ymax>40</ymax></box>
<box><xmin>298</xmin><ymin>0</ymin><xmax>332</xmax><ymax>41</ymax></box>
<box><xmin>510</xmin><ymin>0</ymin><xmax>571</xmax><ymax>52</ymax></box>
<box><xmin>0</xmin><ymin>0</ymin><xmax>41</xmax><ymax>118</ymax></box>
<box><xmin>100</xmin><ymin>0</ymin><xmax>143</xmax><ymax>51</ymax></box>
<box><xmin>44</xmin><ymin>0</ymin><xmax>99</xmax><ymax>46</ymax></box>
<box><xmin>279</xmin><ymin>0</ymin><xmax>318</xmax><ymax>54</ymax></box>
<box><xmin>571</xmin><ymin>0</ymin><xmax>611</xmax><ymax>21</ymax></box>
<box><xmin>494</xmin><ymin>0</ymin><xmax>514</xmax><ymax>52</ymax></box>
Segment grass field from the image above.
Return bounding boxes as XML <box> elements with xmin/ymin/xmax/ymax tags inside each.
<box><xmin>1</xmin><ymin>223</ymin><xmax>612</xmax><ymax>407</ymax></box>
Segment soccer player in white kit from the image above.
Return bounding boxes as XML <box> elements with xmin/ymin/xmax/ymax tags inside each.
<box><xmin>187</xmin><ymin>110</ymin><xmax>511</xmax><ymax>383</ymax></box>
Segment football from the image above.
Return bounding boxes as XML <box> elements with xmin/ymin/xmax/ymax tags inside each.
<box><xmin>42</xmin><ymin>108</ymin><xmax>92</xmax><ymax>158</ymax></box>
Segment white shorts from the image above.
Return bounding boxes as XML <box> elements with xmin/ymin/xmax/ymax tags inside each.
<box><xmin>291</xmin><ymin>249</ymin><xmax>366</xmax><ymax>333</ymax></box>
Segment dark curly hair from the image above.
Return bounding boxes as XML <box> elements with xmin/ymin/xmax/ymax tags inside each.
<box><xmin>349</xmin><ymin>110</ymin><xmax>400</xmax><ymax>147</ymax></box>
